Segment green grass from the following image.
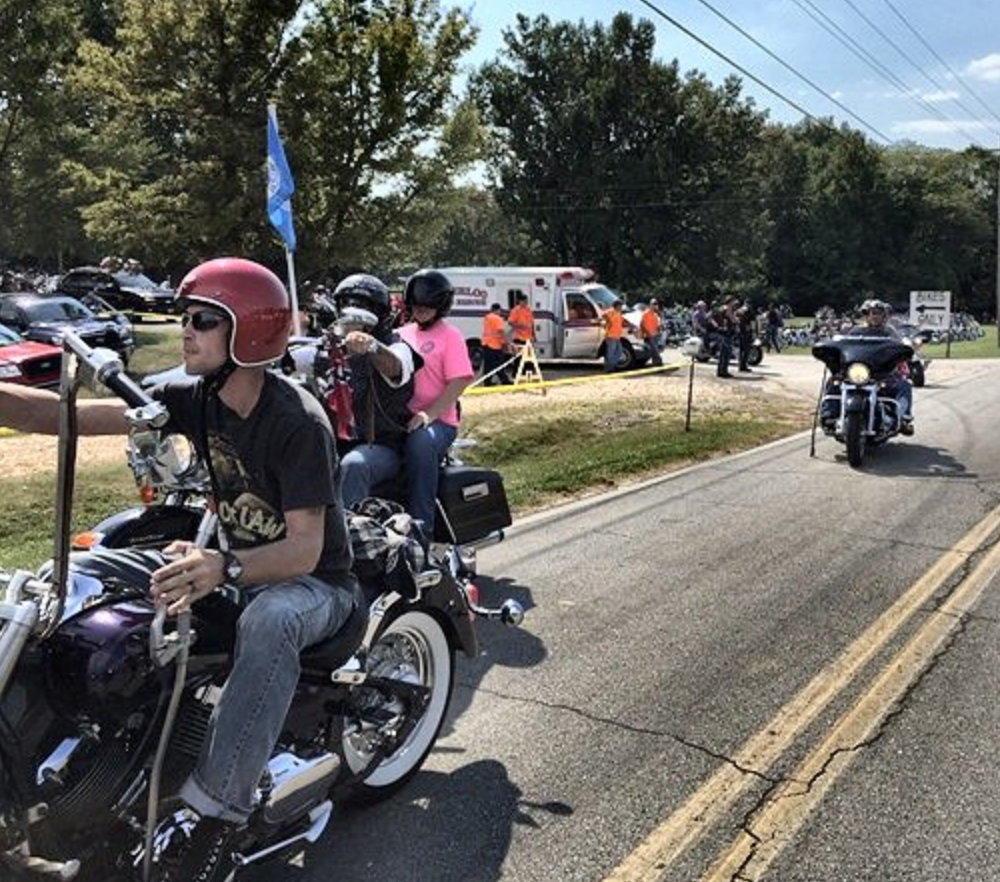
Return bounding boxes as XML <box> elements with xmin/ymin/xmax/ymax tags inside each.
<box><xmin>1</xmin><ymin>391</ymin><xmax>809</xmax><ymax>571</ymax></box>
<box><xmin>2</xmin><ymin>462</ymin><xmax>140</xmax><ymax>571</ymax></box>
<box><xmin>131</xmin><ymin>325</ymin><xmax>181</xmax><ymax>377</ymax></box>
<box><xmin>459</xmin><ymin>399</ymin><xmax>807</xmax><ymax>512</ymax></box>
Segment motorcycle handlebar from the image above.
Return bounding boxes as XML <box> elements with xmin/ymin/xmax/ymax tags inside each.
<box><xmin>61</xmin><ymin>330</ymin><xmax>169</xmax><ymax>428</ymax></box>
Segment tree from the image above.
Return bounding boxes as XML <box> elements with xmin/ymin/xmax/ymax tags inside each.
<box><xmin>281</xmin><ymin>0</ymin><xmax>482</xmax><ymax>277</ymax></box>
<box><xmin>471</xmin><ymin>12</ymin><xmax>769</xmax><ymax>295</ymax></box>
<box><xmin>0</xmin><ymin>0</ymin><xmax>90</xmax><ymax>266</ymax></box>
<box><xmin>65</xmin><ymin>0</ymin><xmax>481</xmax><ymax>278</ymax></box>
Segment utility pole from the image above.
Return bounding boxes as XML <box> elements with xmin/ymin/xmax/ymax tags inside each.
<box><xmin>996</xmin><ymin>139</ymin><xmax>1000</xmax><ymax>347</ymax></box>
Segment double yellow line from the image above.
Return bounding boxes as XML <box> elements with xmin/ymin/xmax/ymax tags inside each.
<box><xmin>604</xmin><ymin>503</ymin><xmax>1000</xmax><ymax>882</ymax></box>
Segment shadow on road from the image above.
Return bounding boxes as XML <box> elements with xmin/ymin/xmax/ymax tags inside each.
<box><xmin>829</xmin><ymin>441</ymin><xmax>976</xmax><ymax>479</ymax></box>
<box><xmin>242</xmin><ymin>759</ymin><xmax>572</xmax><ymax>882</ymax></box>
<box><xmin>444</xmin><ymin>574</ymin><xmax>546</xmax><ymax>737</ymax></box>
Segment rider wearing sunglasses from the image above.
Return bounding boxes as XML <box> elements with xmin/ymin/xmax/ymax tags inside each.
<box><xmin>0</xmin><ymin>257</ymin><xmax>358</xmax><ymax>882</ymax></box>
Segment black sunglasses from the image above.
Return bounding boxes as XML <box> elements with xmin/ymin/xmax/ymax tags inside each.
<box><xmin>181</xmin><ymin>310</ymin><xmax>228</xmax><ymax>331</ymax></box>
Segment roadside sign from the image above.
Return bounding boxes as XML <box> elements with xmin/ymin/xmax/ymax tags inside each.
<box><xmin>909</xmin><ymin>290</ymin><xmax>951</xmax><ymax>330</ymax></box>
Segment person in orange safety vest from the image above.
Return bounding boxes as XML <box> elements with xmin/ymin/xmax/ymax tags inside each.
<box><xmin>601</xmin><ymin>298</ymin><xmax>626</xmax><ymax>372</ymax></box>
<box><xmin>639</xmin><ymin>298</ymin><xmax>663</xmax><ymax>366</ymax></box>
<box><xmin>481</xmin><ymin>303</ymin><xmax>512</xmax><ymax>385</ymax></box>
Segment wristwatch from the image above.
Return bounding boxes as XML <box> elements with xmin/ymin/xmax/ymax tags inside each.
<box><xmin>222</xmin><ymin>551</ymin><xmax>244</xmax><ymax>586</ymax></box>
<box><xmin>367</xmin><ymin>337</ymin><xmax>380</xmax><ymax>354</ymax></box>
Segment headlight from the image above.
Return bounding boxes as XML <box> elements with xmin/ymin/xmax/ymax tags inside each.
<box><xmin>0</xmin><ymin>364</ymin><xmax>22</xmax><ymax>379</ymax></box>
<box><xmin>846</xmin><ymin>362</ymin><xmax>871</xmax><ymax>384</ymax></box>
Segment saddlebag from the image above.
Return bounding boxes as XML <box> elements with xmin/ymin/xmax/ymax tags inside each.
<box><xmin>434</xmin><ymin>466</ymin><xmax>512</xmax><ymax>545</ymax></box>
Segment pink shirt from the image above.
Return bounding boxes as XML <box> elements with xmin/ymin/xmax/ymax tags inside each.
<box><xmin>398</xmin><ymin>320</ymin><xmax>473</xmax><ymax>427</ymax></box>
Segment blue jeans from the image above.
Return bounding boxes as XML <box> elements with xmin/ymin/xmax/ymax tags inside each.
<box><xmin>181</xmin><ymin>576</ymin><xmax>354</xmax><ymax>822</ymax></box>
<box><xmin>403</xmin><ymin>420</ymin><xmax>458</xmax><ymax>533</ymax></box>
<box><xmin>715</xmin><ymin>332</ymin><xmax>733</xmax><ymax>376</ymax></box>
<box><xmin>340</xmin><ymin>443</ymin><xmax>401</xmax><ymax>509</ymax></box>
<box><xmin>604</xmin><ymin>338</ymin><xmax>622</xmax><ymax>371</ymax></box>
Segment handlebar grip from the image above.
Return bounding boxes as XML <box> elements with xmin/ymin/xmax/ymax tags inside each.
<box><xmin>100</xmin><ymin>364</ymin><xmax>153</xmax><ymax>409</ymax></box>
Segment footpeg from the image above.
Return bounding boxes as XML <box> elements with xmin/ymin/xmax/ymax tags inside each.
<box><xmin>232</xmin><ymin>801</ymin><xmax>333</xmax><ymax>867</ymax></box>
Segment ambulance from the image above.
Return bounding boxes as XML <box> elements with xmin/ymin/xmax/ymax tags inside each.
<box><xmin>437</xmin><ymin>266</ymin><xmax>651</xmax><ymax>370</ymax></box>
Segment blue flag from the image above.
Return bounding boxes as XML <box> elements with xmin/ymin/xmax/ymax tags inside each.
<box><xmin>266</xmin><ymin>105</ymin><xmax>296</xmax><ymax>251</ymax></box>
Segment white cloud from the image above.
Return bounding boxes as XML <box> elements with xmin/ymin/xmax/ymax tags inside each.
<box><xmin>966</xmin><ymin>53</ymin><xmax>1000</xmax><ymax>82</ymax></box>
<box><xmin>892</xmin><ymin>119</ymin><xmax>990</xmax><ymax>136</ymax></box>
<box><xmin>921</xmin><ymin>89</ymin><xmax>960</xmax><ymax>103</ymax></box>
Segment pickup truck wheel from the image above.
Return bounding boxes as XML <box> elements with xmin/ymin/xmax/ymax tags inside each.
<box><xmin>467</xmin><ymin>341</ymin><xmax>483</xmax><ymax>372</ymax></box>
<box><xmin>616</xmin><ymin>341</ymin><xmax>636</xmax><ymax>370</ymax></box>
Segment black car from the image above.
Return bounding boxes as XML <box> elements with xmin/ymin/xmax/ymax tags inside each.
<box><xmin>56</xmin><ymin>266</ymin><xmax>176</xmax><ymax>318</ymax></box>
<box><xmin>0</xmin><ymin>293</ymin><xmax>136</xmax><ymax>364</ymax></box>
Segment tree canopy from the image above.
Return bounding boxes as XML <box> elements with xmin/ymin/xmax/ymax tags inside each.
<box><xmin>0</xmin><ymin>3</ymin><xmax>996</xmax><ymax>318</ymax></box>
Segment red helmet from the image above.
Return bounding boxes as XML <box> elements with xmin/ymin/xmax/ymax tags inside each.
<box><xmin>177</xmin><ymin>258</ymin><xmax>291</xmax><ymax>366</ymax></box>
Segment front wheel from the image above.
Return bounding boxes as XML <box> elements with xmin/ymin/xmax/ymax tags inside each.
<box><xmin>910</xmin><ymin>360</ymin><xmax>925</xmax><ymax>388</ymax></box>
<box><xmin>747</xmin><ymin>344</ymin><xmax>764</xmax><ymax>367</ymax></box>
<box><xmin>845</xmin><ymin>410</ymin><xmax>866</xmax><ymax>468</ymax></box>
<box><xmin>334</xmin><ymin>608</ymin><xmax>454</xmax><ymax>804</ymax></box>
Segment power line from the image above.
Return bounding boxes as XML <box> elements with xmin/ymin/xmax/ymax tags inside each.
<box><xmin>630</xmin><ymin>0</ymin><xmax>840</xmax><ymax>137</ymax></box>
<box><xmin>838</xmin><ymin>0</ymin><xmax>1000</xmax><ymax>141</ymax></box>
<box><xmin>686</xmin><ymin>0</ymin><xmax>890</xmax><ymax>142</ymax></box>
<box><xmin>791</xmin><ymin>0</ymin><xmax>988</xmax><ymax>146</ymax></box>
<box><xmin>879</xmin><ymin>0</ymin><xmax>1000</xmax><ymax>128</ymax></box>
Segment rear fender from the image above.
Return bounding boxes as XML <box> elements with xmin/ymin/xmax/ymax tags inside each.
<box><xmin>420</xmin><ymin>572</ymin><xmax>478</xmax><ymax>658</ymax></box>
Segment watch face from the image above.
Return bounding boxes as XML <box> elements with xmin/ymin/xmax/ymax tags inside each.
<box><xmin>226</xmin><ymin>555</ymin><xmax>243</xmax><ymax>580</ymax></box>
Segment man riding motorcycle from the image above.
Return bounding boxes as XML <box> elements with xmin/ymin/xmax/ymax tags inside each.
<box><xmin>821</xmin><ymin>298</ymin><xmax>914</xmax><ymax>436</ymax></box>
<box><xmin>0</xmin><ymin>257</ymin><xmax>358</xmax><ymax>882</ymax></box>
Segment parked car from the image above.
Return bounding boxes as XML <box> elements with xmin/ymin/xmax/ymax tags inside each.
<box><xmin>0</xmin><ymin>322</ymin><xmax>62</xmax><ymax>387</ymax></box>
<box><xmin>0</xmin><ymin>294</ymin><xmax>136</xmax><ymax>364</ymax></box>
<box><xmin>56</xmin><ymin>266</ymin><xmax>176</xmax><ymax>318</ymax></box>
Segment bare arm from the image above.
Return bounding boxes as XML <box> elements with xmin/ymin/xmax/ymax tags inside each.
<box><xmin>0</xmin><ymin>385</ymin><xmax>128</xmax><ymax>435</ymax></box>
<box><xmin>150</xmin><ymin>506</ymin><xmax>327</xmax><ymax>613</ymax></box>
<box><xmin>407</xmin><ymin>376</ymin><xmax>473</xmax><ymax>431</ymax></box>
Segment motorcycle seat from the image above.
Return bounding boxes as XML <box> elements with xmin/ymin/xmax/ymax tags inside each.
<box><xmin>300</xmin><ymin>581</ymin><xmax>369</xmax><ymax>670</ymax></box>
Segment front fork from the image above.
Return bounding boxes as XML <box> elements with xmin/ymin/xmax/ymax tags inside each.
<box><xmin>827</xmin><ymin>383</ymin><xmax>897</xmax><ymax>435</ymax></box>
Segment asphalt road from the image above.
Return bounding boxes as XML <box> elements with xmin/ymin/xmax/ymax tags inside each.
<box><xmin>246</xmin><ymin>355</ymin><xmax>1000</xmax><ymax>882</ymax></box>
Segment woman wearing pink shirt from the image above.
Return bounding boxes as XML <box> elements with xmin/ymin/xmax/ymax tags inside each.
<box><xmin>398</xmin><ymin>269</ymin><xmax>474</xmax><ymax>531</ymax></box>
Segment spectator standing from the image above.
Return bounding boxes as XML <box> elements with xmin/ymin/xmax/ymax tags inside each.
<box><xmin>736</xmin><ymin>300</ymin><xmax>756</xmax><ymax>373</ymax></box>
<box><xmin>480</xmin><ymin>302</ymin><xmax>511</xmax><ymax>386</ymax></box>
<box><xmin>398</xmin><ymin>269</ymin><xmax>475</xmax><ymax>532</ymax></box>
<box><xmin>691</xmin><ymin>299</ymin><xmax>712</xmax><ymax>338</ymax></box>
<box><xmin>602</xmin><ymin>298</ymin><xmax>626</xmax><ymax>372</ymax></box>
<box><xmin>639</xmin><ymin>299</ymin><xmax>663</xmax><ymax>366</ymax></box>
<box><xmin>507</xmin><ymin>292</ymin><xmax>534</xmax><ymax>346</ymax></box>
<box><xmin>714</xmin><ymin>297</ymin><xmax>737</xmax><ymax>378</ymax></box>
<box><xmin>765</xmin><ymin>304</ymin><xmax>784</xmax><ymax>352</ymax></box>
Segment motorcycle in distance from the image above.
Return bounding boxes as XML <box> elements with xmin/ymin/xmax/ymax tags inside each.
<box><xmin>683</xmin><ymin>332</ymin><xmax>764</xmax><ymax>368</ymax></box>
<box><xmin>811</xmin><ymin>334</ymin><xmax>915</xmax><ymax>467</ymax></box>
<box><xmin>0</xmin><ymin>331</ymin><xmax>524</xmax><ymax>881</ymax></box>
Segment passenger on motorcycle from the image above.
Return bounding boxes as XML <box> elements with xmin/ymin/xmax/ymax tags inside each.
<box><xmin>821</xmin><ymin>298</ymin><xmax>914</xmax><ymax>435</ymax></box>
<box><xmin>0</xmin><ymin>257</ymin><xmax>358</xmax><ymax>882</ymax></box>
<box><xmin>324</xmin><ymin>273</ymin><xmax>417</xmax><ymax>508</ymax></box>
<box><xmin>397</xmin><ymin>269</ymin><xmax>475</xmax><ymax>532</ymax></box>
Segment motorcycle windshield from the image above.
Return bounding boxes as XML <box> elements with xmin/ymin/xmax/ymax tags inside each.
<box><xmin>812</xmin><ymin>336</ymin><xmax>914</xmax><ymax>375</ymax></box>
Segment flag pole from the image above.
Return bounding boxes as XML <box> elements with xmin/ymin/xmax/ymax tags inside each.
<box><xmin>285</xmin><ymin>246</ymin><xmax>301</xmax><ymax>336</ymax></box>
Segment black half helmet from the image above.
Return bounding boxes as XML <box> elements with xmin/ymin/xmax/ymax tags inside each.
<box><xmin>333</xmin><ymin>273</ymin><xmax>391</xmax><ymax>331</ymax></box>
<box><xmin>404</xmin><ymin>269</ymin><xmax>454</xmax><ymax>317</ymax></box>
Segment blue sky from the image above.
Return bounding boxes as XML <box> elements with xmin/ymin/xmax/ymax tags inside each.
<box><xmin>461</xmin><ymin>0</ymin><xmax>1000</xmax><ymax>150</ymax></box>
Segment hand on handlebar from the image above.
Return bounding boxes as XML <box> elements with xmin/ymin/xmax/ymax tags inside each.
<box><xmin>150</xmin><ymin>542</ymin><xmax>224</xmax><ymax>615</ymax></box>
